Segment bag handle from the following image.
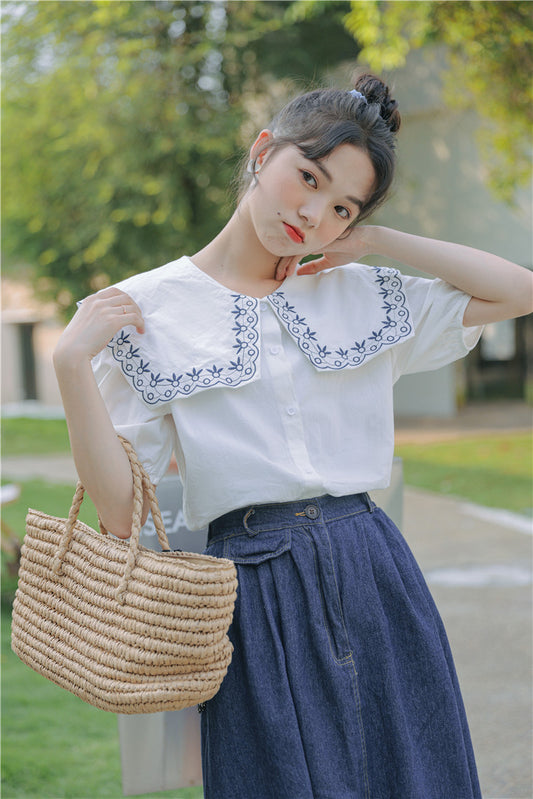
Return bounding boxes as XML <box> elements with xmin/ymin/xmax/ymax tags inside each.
<box><xmin>52</xmin><ymin>436</ymin><xmax>172</xmax><ymax>603</ymax></box>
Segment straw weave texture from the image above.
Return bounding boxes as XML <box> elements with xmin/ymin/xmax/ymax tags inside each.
<box><xmin>11</xmin><ymin>437</ymin><xmax>238</xmax><ymax>714</ymax></box>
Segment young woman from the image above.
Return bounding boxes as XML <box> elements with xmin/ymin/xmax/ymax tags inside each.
<box><xmin>54</xmin><ymin>74</ymin><xmax>532</xmax><ymax>798</ymax></box>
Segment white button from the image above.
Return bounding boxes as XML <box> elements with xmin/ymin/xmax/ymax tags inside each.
<box><xmin>287</xmin><ymin>407</ymin><xmax>296</xmax><ymax>416</ymax></box>
<box><xmin>260</xmin><ymin>301</ymin><xmax>268</xmax><ymax>310</ymax></box>
<box><xmin>269</xmin><ymin>346</ymin><xmax>280</xmax><ymax>355</ymax></box>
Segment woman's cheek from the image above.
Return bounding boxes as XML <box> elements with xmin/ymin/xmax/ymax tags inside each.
<box><xmin>319</xmin><ymin>225</ymin><xmax>345</xmax><ymax>250</ymax></box>
<box><xmin>283</xmin><ymin>181</ymin><xmax>303</xmax><ymax>209</ymax></box>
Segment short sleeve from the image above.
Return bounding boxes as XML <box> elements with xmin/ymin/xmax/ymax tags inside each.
<box><xmin>92</xmin><ymin>348</ymin><xmax>176</xmax><ymax>485</ymax></box>
<box><xmin>391</xmin><ymin>275</ymin><xmax>483</xmax><ymax>382</ymax></box>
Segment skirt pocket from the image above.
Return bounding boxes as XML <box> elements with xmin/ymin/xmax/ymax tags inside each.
<box><xmin>206</xmin><ymin>528</ymin><xmax>291</xmax><ymax>566</ymax></box>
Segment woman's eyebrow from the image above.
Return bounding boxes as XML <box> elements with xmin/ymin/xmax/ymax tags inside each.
<box><xmin>311</xmin><ymin>159</ymin><xmax>363</xmax><ymax>209</ymax></box>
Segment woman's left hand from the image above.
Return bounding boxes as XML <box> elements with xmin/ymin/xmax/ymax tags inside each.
<box><xmin>273</xmin><ymin>227</ymin><xmax>372</xmax><ymax>281</ymax></box>
<box><xmin>296</xmin><ymin>226</ymin><xmax>372</xmax><ymax>275</ymax></box>
<box><xmin>274</xmin><ymin>255</ymin><xmax>301</xmax><ymax>282</ymax></box>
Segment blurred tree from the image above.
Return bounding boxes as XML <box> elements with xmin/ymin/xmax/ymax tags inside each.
<box><xmin>2</xmin><ymin>0</ymin><xmax>357</xmax><ymax>313</ymax></box>
<box><xmin>339</xmin><ymin>0</ymin><xmax>531</xmax><ymax>202</ymax></box>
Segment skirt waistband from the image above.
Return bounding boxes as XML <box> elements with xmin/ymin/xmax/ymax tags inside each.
<box><xmin>208</xmin><ymin>493</ymin><xmax>376</xmax><ymax>543</ymax></box>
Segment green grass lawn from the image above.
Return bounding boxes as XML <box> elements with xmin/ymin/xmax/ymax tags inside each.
<box><xmin>2</xmin><ymin>417</ymin><xmax>70</xmax><ymax>455</ymax></box>
<box><xmin>395</xmin><ymin>433</ymin><xmax>533</xmax><ymax>515</ymax></box>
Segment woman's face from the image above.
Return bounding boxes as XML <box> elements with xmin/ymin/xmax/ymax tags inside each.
<box><xmin>244</xmin><ymin>131</ymin><xmax>376</xmax><ymax>258</ymax></box>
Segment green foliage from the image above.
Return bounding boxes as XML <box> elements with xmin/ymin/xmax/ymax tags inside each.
<box><xmin>342</xmin><ymin>0</ymin><xmax>533</xmax><ymax>203</ymax></box>
<box><xmin>252</xmin><ymin>1</ymin><xmax>358</xmax><ymax>79</ymax></box>
<box><xmin>1</xmin><ymin>0</ymin><xmax>355</xmax><ymax>315</ymax></box>
<box><xmin>2</xmin><ymin>1</ymin><xmax>243</xmax><ymax>312</ymax></box>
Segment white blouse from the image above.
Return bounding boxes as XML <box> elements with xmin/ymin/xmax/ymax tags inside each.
<box><xmin>91</xmin><ymin>256</ymin><xmax>482</xmax><ymax>531</ymax></box>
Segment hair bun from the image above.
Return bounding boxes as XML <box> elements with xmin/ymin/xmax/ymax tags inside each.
<box><xmin>355</xmin><ymin>73</ymin><xmax>401</xmax><ymax>133</ymax></box>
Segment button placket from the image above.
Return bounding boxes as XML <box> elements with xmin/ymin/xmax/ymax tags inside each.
<box><xmin>261</xmin><ymin>305</ymin><xmax>318</xmax><ymax>480</ymax></box>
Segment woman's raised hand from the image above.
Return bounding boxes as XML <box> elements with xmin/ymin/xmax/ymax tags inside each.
<box><xmin>274</xmin><ymin>255</ymin><xmax>301</xmax><ymax>282</ymax></box>
<box><xmin>54</xmin><ymin>287</ymin><xmax>145</xmax><ymax>366</ymax></box>
<box><xmin>297</xmin><ymin>226</ymin><xmax>373</xmax><ymax>275</ymax></box>
<box><xmin>273</xmin><ymin>228</ymin><xmax>374</xmax><ymax>282</ymax></box>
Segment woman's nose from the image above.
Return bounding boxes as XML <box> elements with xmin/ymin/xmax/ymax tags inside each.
<box><xmin>298</xmin><ymin>199</ymin><xmax>323</xmax><ymax>228</ymax></box>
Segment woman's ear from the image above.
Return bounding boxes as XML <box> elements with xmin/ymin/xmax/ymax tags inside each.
<box><xmin>249</xmin><ymin>129</ymin><xmax>274</xmax><ymax>168</ymax></box>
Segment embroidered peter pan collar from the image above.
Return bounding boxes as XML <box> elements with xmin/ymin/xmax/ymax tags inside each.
<box><xmin>102</xmin><ymin>256</ymin><xmax>413</xmax><ymax>406</ymax></box>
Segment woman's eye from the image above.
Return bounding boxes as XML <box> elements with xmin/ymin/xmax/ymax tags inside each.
<box><xmin>335</xmin><ymin>205</ymin><xmax>351</xmax><ymax>220</ymax></box>
<box><xmin>301</xmin><ymin>170</ymin><xmax>317</xmax><ymax>188</ymax></box>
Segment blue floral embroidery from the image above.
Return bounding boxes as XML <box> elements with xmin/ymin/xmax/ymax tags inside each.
<box><xmin>107</xmin><ymin>294</ymin><xmax>259</xmax><ymax>404</ymax></box>
<box><xmin>267</xmin><ymin>267</ymin><xmax>412</xmax><ymax>369</ymax></box>
<box><xmin>107</xmin><ymin>267</ymin><xmax>411</xmax><ymax>402</ymax></box>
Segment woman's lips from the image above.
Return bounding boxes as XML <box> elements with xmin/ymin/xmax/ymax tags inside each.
<box><xmin>283</xmin><ymin>222</ymin><xmax>305</xmax><ymax>243</ymax></box>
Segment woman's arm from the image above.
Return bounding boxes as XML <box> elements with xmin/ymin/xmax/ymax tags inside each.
<box><xmin>53</xmin><ymin>287</ymin><xmax>147</xmax><ymax>539</ymax></box>
<box><xmin>297</xmin><ymin>225</ymin><xmax>533</xmax><ymax>326</ymax></box>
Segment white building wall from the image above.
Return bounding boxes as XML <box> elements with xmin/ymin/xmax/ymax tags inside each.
<box><xmin>1</xmin><ymin>322</ymin><xmax>23</xmax><ymax>405</ymax></box>
<box><xmin>34</xmin><ymin>321</ymin><xmax>63</xmax><ymax>406</ymax></box>
<box><xmin>1</xmin><ymin>279</ymin><xmax>64</xmax><ymax>410</ymax></box>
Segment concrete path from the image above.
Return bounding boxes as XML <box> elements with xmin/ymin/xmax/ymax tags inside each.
<box><xmin>2</xmin><ymin>453</ymin><xmax>531</xmax><ymax>798</ymax></box>
<box><xmin>395</xmin><ymin>399</ymin><xmax>532</xmax><ymax>443</ymax></box>
<box><xmin>2</xmin><ymin>453</ymin><xmax>79</xmax><ymax>484</ymax></box>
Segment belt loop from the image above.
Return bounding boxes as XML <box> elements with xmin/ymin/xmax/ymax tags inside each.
<box><xmin>243</xmin><ymin>507</ymin><xmax>256</xmax><ymax>535</ymax></box>
<box><xmin>363</xmin><ymin>492</ymin><xmax>375</xmax><ymax>513</ymax></box>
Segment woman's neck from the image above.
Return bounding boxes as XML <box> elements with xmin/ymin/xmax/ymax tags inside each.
<box><xmin>191</xmin><ymin>207</ymin><xmax>284</xmax><ymax>297</ymax></box>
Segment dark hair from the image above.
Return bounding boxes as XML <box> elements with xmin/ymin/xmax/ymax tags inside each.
<box><xmin>239</xmin><ymin>73</ymin><xmax>401</xmax><ymax>223</ymax></box>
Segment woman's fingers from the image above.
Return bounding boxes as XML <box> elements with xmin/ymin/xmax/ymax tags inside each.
<box><xmin>57</xmin><ymin>288</ymin><xmax>146</xmax><ymax>363</ymax></box>
<box><xmin>110</xmin><ymin>298</ymin><xmax>145</xmax><ymax>334</ymax></box>
<box><xmin>84</xmin><ymin>289</ymin><xmax>145</xmax><ymax>334</ymax></box>
<box><xmin>296</xmin><ymin>257</ymin><xmax>330</xmax><ymax>275</ymax></box>
<box><xmin>275</xmin><ymin>256</ymin><xmax>300</xmax><ymax>282</ymax></box>
<box><xmin>295</xmin><ymin>228</ymin><xmax>372</xmax><ymax>276</ymax></box>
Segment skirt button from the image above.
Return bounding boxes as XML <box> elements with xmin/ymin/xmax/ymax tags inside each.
<box><xmin>304</xmin><ymin>505</ymin><xmax>319</xmax><ymax>520</ymax></box>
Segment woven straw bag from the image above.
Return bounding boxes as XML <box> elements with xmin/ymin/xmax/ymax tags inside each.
<box><xmin>11</xmin><ymin>436</ymin><xmax>238</xmax><ymax>714</ymax></box>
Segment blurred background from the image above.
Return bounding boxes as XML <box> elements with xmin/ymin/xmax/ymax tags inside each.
<box><xmin>1</xmin><ymin>2</ymin><xmax>532</xmax><ymax>798</ymax></box>
<box><xmin>2</xmin><ymin>0</ymin><xmax>532</xmax><ymax>416</ymax></box>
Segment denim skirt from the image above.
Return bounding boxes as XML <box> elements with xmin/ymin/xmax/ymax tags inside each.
<box><xmin>201</xmin><ymin>493</ymin><xmax>481</xmax><ymax>799</ymax></box>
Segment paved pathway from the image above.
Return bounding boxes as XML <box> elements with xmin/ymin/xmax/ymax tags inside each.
<box><xmin>395</xmin><ymin>399</ymin><xmax>532</xmax><ymax>442</ymax></box>
<box><xmin>2</xmin><ymin>453</ymin><xmax>79</xmax><ymax>484</ymax></box>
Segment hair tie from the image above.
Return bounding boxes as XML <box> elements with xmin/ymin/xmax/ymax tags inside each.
<box><xmin>349</xmin><ymin>89</ymin><xmax>368</xmax><ymax>105</ymax></box>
